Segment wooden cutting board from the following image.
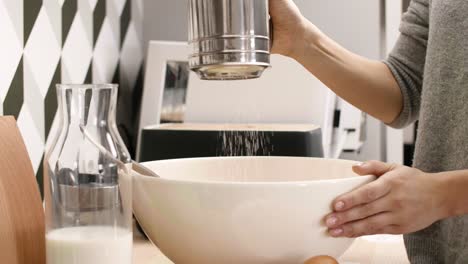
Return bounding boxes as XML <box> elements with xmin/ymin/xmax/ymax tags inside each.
<box><xmin>0</xmin><ymin>116</ymin><xmax>45</xmax><ymax>264</ymax></box>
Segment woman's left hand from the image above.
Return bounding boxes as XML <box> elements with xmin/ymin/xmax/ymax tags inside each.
<box><xmin>324</xmin><ymin>160</ymin><xmax>449</xmax><ymax>237</ymax></box>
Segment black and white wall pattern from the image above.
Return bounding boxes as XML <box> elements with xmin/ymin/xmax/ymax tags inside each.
<box><xmin>0</xmin><ymin>0</ymin><xmax>144</xmax><ymax>195</ymax></box>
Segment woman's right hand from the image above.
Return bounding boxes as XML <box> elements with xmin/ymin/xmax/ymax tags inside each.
<box><xmin>269</xmin><ymin>0</ymin><xmax>315</xmax><ymax>58</ymax></box>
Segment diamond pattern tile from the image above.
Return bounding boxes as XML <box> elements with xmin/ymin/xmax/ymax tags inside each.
<box><xmin>120</xmin><ymin>22</ymin><xmax>143</xmax><ymax>88</ymax></box>
<box><xmin>23</xmin><ymin>59</ymin><xmax>45</xmax><ymax>141</ymax></box>
<box><xmin>93</xmin><ymin>19</ymin><xmax>120</xmax><ymax>83</ymax></box>
<box><xmin>3</xmin><ymin>57</ymin><xmax>24</xmax><ymax>119</ymax></box>
<box><xmin>131</xmin><ymin>0</ymin><xmax>143</xmax><ymax>40</ymax></box>
<box><xmin>93</xmin><ymin>0</ymin><xmax>105</xmax><ymax>46</ymax></box>
<box><xmin>117</xmin><ymin>12</ymin><xmax>143</xmax><ymax>154</ymax></box>
<box><xmin>62</xmin><ymin>0</ymin><xmax>77</xmax><ymax>46</ymax></box>
<box><xmin>107</xmin><ymin>0</ymin><xmax>125</xmax><ymax>47</ymax></box>
<box><xmin>3</xmin><ymin>0</ymin><xmax>23</xmax><ymax>45</ymax></box>
<box><xmin>44</xmin><ymin>60</ymin><xmax>60</xmax><ymax>139</ymax></box>
<box><xmin>120</xmin><ymin>0</ymin><xmax>130</xmax><ymax>45</ymax></box>
<box><xmin>113</xmin><ymin>0</ymin><xmax>126</xmax><ymax>15</ymax></box>
<box><xmin>112</xmin><ymin>63</ymin><xmax>120</xmax><ymax>84</ymax></box>
<box><xmin>87</xmin><ymin>0</ymin><xmax>97</xmax><ymax>9</ymax></box>
<box><xmin>62</xmin><ymin>13</ymin><xmax>93</xmax><ymax>83</ymax></box>
<box><xmin>0</xmin><ymin>2</ymin><xmax>23</xmax><ymax>100</ymax></box>
<box><xmin>78</xmin><ymin>0</ymin><xmax>93</xmax><ymax>50</ymax></box>
<box><xmin>0</xmin><ymin>0</ymin><xmax>143</xmax><ymax>187</ymax></box>
<box><xmin>24</xmin><ymin>0</ymin><xmax>42</xmax><ymax>45</ymax></box>
<box><xmin>17</xmin><ymin>104</ymin><xmax>45</xmax><ymax>173</ymax></box>
<box><xmin>114</xmin><ymin>63</ymin><xmax>143</xmax><ymax>155</ymax></box>
<box><xmin>85</xmin><ymin>60</ymin><xmax>93</xmax><ymax>83</ymax></box>
<box><xmin>24</xmin><ymin>8</ymin><xmax>61</xmax><ymax>97</ymax></box>
<box><xmin>43</xmin><ymin>0</ymin><xmax>62</xmax><ymax>45</ymax></box>
<box><xmin>36</xmin><ymin>154</ymin><xmax>44</xmax><ymax>199</ymax></box>
<box><xmin>44</xmin><ymin>109</ymin><xmax>61</xmax><ymax>150</ymax></box>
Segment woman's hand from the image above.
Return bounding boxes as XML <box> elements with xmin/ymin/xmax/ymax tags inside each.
<box><xmin>269</xmin><ymin>0</ymin><xmax>314</xmax><ymax>57</ymax></box>
<box><xmin>324</xmin><ymin>161</ymin><xmax>449</xmax><ymax>237</ymax></box>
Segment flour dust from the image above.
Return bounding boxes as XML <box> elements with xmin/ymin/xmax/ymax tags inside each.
<box><xmin>217</xmin><ymin>129</ymin><xmax>272</xmax><ymax>156</ymax></box>
<box><xmin>214</xmin><ymin>81</ymin><xmax>274</xmax><ymax>157</ymax></box>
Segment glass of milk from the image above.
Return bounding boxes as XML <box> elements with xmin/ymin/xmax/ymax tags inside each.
<box><xmin>44</xmin><ymin>84</ymin><xmax>133</xmax><ymax>264</ymax></box>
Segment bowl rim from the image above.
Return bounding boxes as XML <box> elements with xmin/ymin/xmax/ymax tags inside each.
<box><xmin>136</xmin><ymin>156</ymin><xmax>376</xmax><ymax>186</ymax></box>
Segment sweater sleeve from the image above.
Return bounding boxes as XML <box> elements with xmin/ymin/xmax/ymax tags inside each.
<box><xmin>384</xmin><ymin>0</ymin><xmax>429</xmax><ymax>129</ymax></box>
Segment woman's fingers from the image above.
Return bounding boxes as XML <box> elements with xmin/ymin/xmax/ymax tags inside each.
<box><xmin>352</xmin><ymin>160</ymin><xmax>399</xmax><ymax>176</ymax></box>
<box><xmin>325</xmin><ymin>196</ymin><xmax>390</xmax><ymax>228</ymax></box>
<box><xmin>332</xmin><ymin>176</ymin><xmax>392</xmax><ymax>212</ymax></box>
<box><xmin>328</xmin><ymin>212</ymin><xmax>395</xmax><ymax>237</ymax></box>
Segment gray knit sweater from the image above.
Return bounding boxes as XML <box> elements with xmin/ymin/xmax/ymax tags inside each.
<box><xmin>384</xmin><ymin>0</ymin><xmax>468</xmax><ymax>263</ymax></box>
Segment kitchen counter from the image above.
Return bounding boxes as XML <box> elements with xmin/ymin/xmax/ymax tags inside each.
<box><xmin>132</xmin><ymin>230</ymin><xmax>410</xmax><ymax>264</ymax></box>
<box><xmin>133</xmin><ymin>231</ymin><xmax>170</xmax><ymax>264</ymax></box>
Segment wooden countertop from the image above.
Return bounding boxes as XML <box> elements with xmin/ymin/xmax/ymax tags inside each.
<box><xmin>132</xmin><ymin>230</ymin><xmax>410</xmax><ymax>264</ymax></box>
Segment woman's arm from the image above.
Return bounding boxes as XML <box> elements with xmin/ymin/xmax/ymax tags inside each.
<box><xmin>438</xmin><ymin>170</ymin><xmax>468</xmax><ymax>218</ymax></box>
<box><xmin>269</xmin><ymin>0</ymin><xmax>403</xmax><ymax>124</ymax></box>
<box><xmin>292</xmin><ymin>24</ymin><xmax>402</xmax><ymax>124</ymax></box>
<box><xmin>270</xmin><ymin>0</ymin><xmax>430</xmax><ymax>127</ymax></box>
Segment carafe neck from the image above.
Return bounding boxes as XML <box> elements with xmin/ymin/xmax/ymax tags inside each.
<box><xmin>58</xmin><ymin>84</ymin><xmax>117</xmax><ymax>128</ymax></box>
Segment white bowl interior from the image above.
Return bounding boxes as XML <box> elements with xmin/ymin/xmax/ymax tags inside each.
<box><xmin>141</xmin><ymin>156</ymin><xmax>358</xmax><ymax>182</ymax></box>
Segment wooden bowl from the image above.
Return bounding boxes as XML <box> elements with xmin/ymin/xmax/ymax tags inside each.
<box><xmin>0</xmin><ymin>116</ymin><xmax>45</xmax><ymax>264</ymax></box>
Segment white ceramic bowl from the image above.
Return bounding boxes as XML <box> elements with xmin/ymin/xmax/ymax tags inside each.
<box><xmin>133</xmin><ymin>157</ymin><xmax>374</xmax><ymax>264</ymax></box>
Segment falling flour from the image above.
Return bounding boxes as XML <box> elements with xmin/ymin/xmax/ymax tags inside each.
<box><xmin>215</xmin><ymin>82</ymin><xmax>273</xmax><ymax>158</ymax></box>
<box><xmin>217</xmin><ymin>128</ymin><xmax>272</xmax><ymax>157</ymax></box>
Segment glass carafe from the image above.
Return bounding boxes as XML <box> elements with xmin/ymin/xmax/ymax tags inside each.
<box><xmin>44</xmin><ymin>84</ymin><xmax>132</xmax><ymax>264</ymax></box>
